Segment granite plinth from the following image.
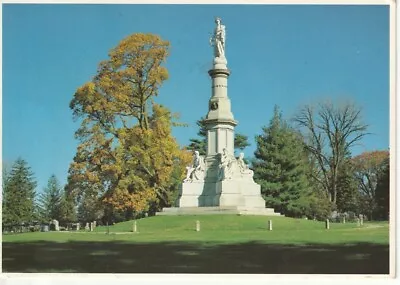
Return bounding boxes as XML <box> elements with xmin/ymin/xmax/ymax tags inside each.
<box><xmin>156</xmin><ymin>206</ymin><xmax>282</xmax><ymax>216</ymax></box>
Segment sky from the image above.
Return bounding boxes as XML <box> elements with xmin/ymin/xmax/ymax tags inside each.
<box><xmin>2</xmin><ymin>4</ymin><xmax>390</xmax><ymax>193</ymax></box>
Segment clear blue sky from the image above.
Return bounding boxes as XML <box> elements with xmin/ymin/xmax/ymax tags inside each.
<box><xmin>3</xmin><ymin>4</ymin><xmax>389</xmax><ymax>192</ymax></box>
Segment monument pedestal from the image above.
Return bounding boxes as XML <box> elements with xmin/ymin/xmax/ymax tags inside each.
<box><xmin>216</xmin><ymin>180</ymin><xmax>265</xmax><ymax>209</ymax></box>
<box><xmin>166</xmin><ymin>176</ymin><xmax>282</xmax><ymax>216</ymax></box>
<box><xmin>177</xmin><ymin>181</ymin><xmax>218</xmax><ymax>207</ymax></box>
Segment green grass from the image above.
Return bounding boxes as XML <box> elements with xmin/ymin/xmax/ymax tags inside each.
<box><xmin>2</xmin><ymin>215</ymin><xmax>390</xmax><ymax>273</ymax></box>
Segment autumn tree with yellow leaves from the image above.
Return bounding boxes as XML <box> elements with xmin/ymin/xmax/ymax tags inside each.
<box><xmin>66</xmin><ymin>34</ymin><xmax>191</xmax><ymax>221</ymax></box>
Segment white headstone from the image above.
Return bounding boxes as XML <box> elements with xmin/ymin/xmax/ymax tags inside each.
<box><xmin>51</xmin><ymin>219</ymin><xmax>60</xmax><ymax>231</ymax></box>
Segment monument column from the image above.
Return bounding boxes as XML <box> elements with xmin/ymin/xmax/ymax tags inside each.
<box><xmin>205</xmin><ymin>17</ymin><xmax>237</xmax><ymax>157</ymax></box>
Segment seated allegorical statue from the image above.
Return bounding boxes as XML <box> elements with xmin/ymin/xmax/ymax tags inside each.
<box><xmin>218</xmin><ymin>148</ymin><xmax>236</xmax><ymax>181</ymax></box>
<box><xmin>237</xmin><ymin>152</ymin><xmax>254</xmax><ymax>178</ymax></box>
<box><xmin>184</xmin><ymin>151</ymin><xmax>206</xmax><ymax>182</ymax></box>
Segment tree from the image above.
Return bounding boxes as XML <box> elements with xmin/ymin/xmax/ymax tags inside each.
<box><xmin>335</xmin><ymin>158</ymin><xmax>359</xmax><ymax>213</ymax></box>
<box><xmin>67</xmin><ymin>33</ymin><xmax>190</xmax><ymax>220</ymax></box>
<box><xmin>101</xmin><ymin>104</ymin><xmax>192</xmax><ymax>214</ymax></box>
<box><xmin>253</xmin><ymin>106</ymin><xmax>312</xmax><ymax>217</ymax></box>
<box><xmin>77</xmin><ymin>190</ymin><xmax>104</xmax><ymax>223</ymax></box>
<box><xmin>187</xmin><ymin>118</ymin><xmax>208</xmax><ymax>155</ymax></box>
<box><xmin>308</xmin><ymin>188</ymin><xmax>334</xmax><ymax>220</ymax></box>
<box><xmin>375</xmin><ymin>156</ymin><xmax>389</xmax><ymax>220</ymax></box>
<box><xmin>37</xmin><ymin>175</ymin><xmax>63</xmax><ymax>222</ymax></box>
<box><xmin>351</xmin><ymin>150</ymin><xmax>389</xmax><ymax>220</ymax></box>
<box><xmin>58</xmin><ymin>191</ymin><xmax>78</xmax><ymax>224</ymax></box>
<box><xmin>70</xmin><ymin>33</ymin><xmax>170</xmax><ymax>131</ymax></box>
<box><xmin>2</xmin><ymin>158</ymin><xmax>37</xmax><ymax>225</ymax></box>
<box><xmin>188</xmin><ymin>117</ymin><xmax>250</xmax><ymax>155</ymax></box>
<box><xmin>2</xmin><ymin>162</ymin><xmax>11</xmax><ymax>215</ymax></box>
<box><xmin>294</xmin><ymin>101</ymin><xmax>368</xmax><ymax>205</ymax></box>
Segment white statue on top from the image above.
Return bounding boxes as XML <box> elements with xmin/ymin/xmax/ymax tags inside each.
<box><xmin>210</xmin><ymin>17</ymin><xmax>226</xmax><ymax>59</ymax></box>
<box><xmin>184</xmin><ymin>151</ymin><xmax>205</xmax><ymax>182</ymax></box>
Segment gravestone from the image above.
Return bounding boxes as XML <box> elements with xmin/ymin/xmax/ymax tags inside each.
<box><xmin>41</xmin><ymin>225</ymin><xmax>49</xmax><ymax>232</ymax></box>
<box><xmin>50</xmin><ymin>220</ymin><xmax>59</xmax><ymax>231</ymax></box>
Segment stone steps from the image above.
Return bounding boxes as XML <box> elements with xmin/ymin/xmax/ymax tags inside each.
<box><xmin>156</xmin><ymin>206</ymin><xmax>283</xmax><ymax>216</ymax></box>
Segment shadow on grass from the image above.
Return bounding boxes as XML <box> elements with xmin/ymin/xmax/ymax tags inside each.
<box><xmin>2</xmin><ymin>240</ymin><xmax>389</xmax><ymax>274</ymax></box>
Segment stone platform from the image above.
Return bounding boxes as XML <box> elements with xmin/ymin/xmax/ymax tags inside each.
<box><xmin>156</xmin><ymin>206</ymin><xmax>283</xmax><ymax>216</ymax></box>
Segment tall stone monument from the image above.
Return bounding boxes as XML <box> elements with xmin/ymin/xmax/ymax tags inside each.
<box><xmin>158</xmin><ymin>18</ymin><xmax>279</xmax><ymax>216</ymax></box>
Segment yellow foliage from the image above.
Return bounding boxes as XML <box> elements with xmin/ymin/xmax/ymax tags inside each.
<box><xmin>67</xmin><ymin>33</ymin><xmax>189</xmax><ymax>213</ymax></box>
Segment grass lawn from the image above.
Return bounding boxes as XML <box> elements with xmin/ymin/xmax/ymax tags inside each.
<box><xmin>2</xmin><ymin>215</ymin><xmax>390</xmax><ymax>274</ymax></box>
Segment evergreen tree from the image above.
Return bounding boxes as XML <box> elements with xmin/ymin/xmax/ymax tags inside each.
<box><xmin>188</xmin><ymin>118</ymin><xmax>208</xmax><ymax>155</ymax></box>
<box><xmin>253</xmin><ymin>106</ymin><xmax>311</xmax><ymax>217</ymax></box>
<box><xmin>336</xmin><ymin>159</ymin><xmax>359</xmax><ymax>213</ymax></box>
<box><xmin>305</xmin><ymin>156</ymin><xmax>334</xmax><ymax>220</ymax></box>
<box><xmin>38</xmin><ymin>175</ymin><xmax>63</xmax><ymax>222</ymax></box>
<box><xmin>2</xmin><ymin>158</ymin><xmax>37</xmax><ymax>225</ymax></box>
<box><xmin>58</xmin><ymin>191</ymin><xmax>78</xmax><ymax>224</ymax></box>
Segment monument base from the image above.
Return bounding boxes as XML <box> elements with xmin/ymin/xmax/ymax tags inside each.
<box><xmin>161</xmin><ymin>180</ymin><xmax>282</xmax><ymax>216</ymax></box>
<box><xmin>156</xmin><ymin>206</ymin><xmax>282</xmax><ymax>216</ymax></box>
<box><xmin>216</xmin><ymin>180</ymin><xmax>266</xmax><ymax>208</ymax></box>
<box><xmin>176</xmin><ymin>181</ymin><xmax>219</xmax><ymax>207</ymax></box>
<box><xmin>176</xmin><ymin>180</ymin><xmax>268</xmax><ymax>209</ymax></box>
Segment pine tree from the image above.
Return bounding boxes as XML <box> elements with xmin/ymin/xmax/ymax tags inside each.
<box><xmin>38</xmin><ymin>175</ymin><xmax>63</xmax><ymax>222</ymax></box>
<box><xmin>2</xmin><ymin>158</ymin><xmax>37</xmax><ymax>225</ymax></box>
<box><xmin>58</xmin><ymin>191</ymin><xmax>78</xmax><ymax>224</ymax></box>
<box><xmin>253</xmin><ymin>106</ymin><xmax>311</xmax><ymax>217</ymax></box>
<box><xmin>336</xmin><ymin>159</ymin><xmax>359</xmax><ymax>213</ymax></box>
